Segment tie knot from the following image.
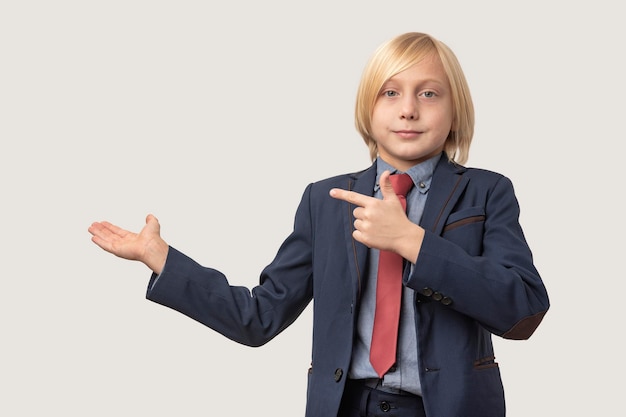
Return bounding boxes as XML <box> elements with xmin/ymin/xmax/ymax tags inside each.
<box><xmin>389</xmin><ymin>173</ymin><xmax>413</xmax><ymax>197</ymax></box>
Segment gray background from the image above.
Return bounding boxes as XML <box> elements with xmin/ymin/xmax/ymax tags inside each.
<box><xmin>1</xmin><ymin>1</ymin><xmax>623</xmax><ymax>415</ymax></box>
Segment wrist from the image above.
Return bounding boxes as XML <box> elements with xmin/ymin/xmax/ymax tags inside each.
<box><xmin>399</xmin><ymin>224</ymin><xmax>424</xmax><ymax>263</ymax></box>
<box><xmin>144</xmin><ymin>238</ymin><xmax>169</xmax><ymax>274</ymax></box>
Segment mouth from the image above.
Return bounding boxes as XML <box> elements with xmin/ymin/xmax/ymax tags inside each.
<box><xmin>393</xmin><ymin>130</ymin><xmax>422</xmax><ymax>139</ymax></box>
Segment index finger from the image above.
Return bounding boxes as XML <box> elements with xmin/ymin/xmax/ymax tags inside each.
<box><xmin>329</xmin><ymin>188</ymin><xmax>374</xmax><ymax>207</ymax></box>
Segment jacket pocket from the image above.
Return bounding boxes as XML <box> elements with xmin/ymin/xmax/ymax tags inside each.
<box><xmin>473</xmin><ymin>355</ymin><xmax>499</xmax><ymax>370</ymax></box>
<box><xmin>443</xmin><ymin>206</ymin><xmax>485</xmax><ymax>233</ymax></box>
<box><xmin>441</xmin><ymin>207</ymin><xmax>486</xmax><ymax>255</ymax></box>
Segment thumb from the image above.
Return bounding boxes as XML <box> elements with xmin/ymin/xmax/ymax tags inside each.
<box><xmin>145</xmin><ymin>213</ymin><xmax>161</xmax><ymax>234</ymax></box>
<box><xmin>379</xmin><ymin>170</ymin><xmax>400</xmax><ymax>202</ymax></box>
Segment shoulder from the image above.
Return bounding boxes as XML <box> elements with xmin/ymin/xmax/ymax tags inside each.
<box><xmin>458</xmin><ymin>166</ymin><xmax>520</xmax><ymax>208</ymax></box>
<box><xmin>307</xmin><ymin>164</ymin><xmax>375</xmax><ymax>191</ymax></box>
<box><xmin>464</xmin><ymin>166</ymin><xmax>508</xmax><ymax>182</ymax></box>
<box><xmin>451</xmin><ymin>161</ymin><xmax>513</xmax><ymax>188</ymax></box>
<box><xmin>438</xmin><ymin>160</ymin><xmax>517</xmax><ymax>199</ymax></box>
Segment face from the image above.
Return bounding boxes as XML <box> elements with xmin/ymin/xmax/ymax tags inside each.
<box><xmin>370</xmin><ymin>54</ymin><xmax>454</xmax><ymax>171</ymax></box>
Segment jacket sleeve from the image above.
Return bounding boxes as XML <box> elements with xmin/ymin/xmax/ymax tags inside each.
<box><xmin>145</xmin><ymin>185</ymin><xmax>315</xmax><ymax>347</ymax></box>
<box><xmin>407</xmin><ymin>175</ymin><xmax>549</xmax><ymax>339</ymax></box>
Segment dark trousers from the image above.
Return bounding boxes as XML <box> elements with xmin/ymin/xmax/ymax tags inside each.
<box><xmin>338</xmin><ymin>379</ymin><xmax>426</xmax><ymax>417</ymax></box>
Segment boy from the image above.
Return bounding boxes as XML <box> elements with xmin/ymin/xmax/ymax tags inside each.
<box><xmin>89</xmin><ymin>32</ymin><xmax>549</xmax><ymax>417</ymax></box>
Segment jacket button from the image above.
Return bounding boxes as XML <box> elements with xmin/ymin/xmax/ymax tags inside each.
<box><xmin>421</xmin><ymin>287</ymin><xmax>433</xmax><ymax>297</ymax></box>
<box><xmin>380</xmin><ymin>401</ymin><xmax>391</xmax><ymax>412</ymax></box>
<box><xmin>441</xmin><ymin>296</ymin><xmax>453</xmax><ymax>305</ymax></box>
<box><xmin>432</xmin><ymin>292</ymin><xmax>443</xmax><ymax>301</ymax></box>
<box><xmin>334</xmin><ymin>368</ymin><xmax>343</xmax><ymax>382</ymax></box>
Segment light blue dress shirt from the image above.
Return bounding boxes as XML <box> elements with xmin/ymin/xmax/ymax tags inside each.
<box><xmin>348</xmin><ymin>153</ymin><xmax>441</xmax><ymax>396</ymax></box>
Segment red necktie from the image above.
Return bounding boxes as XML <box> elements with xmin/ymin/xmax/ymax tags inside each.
<box><xmin>370</xmin><ymin>173</ymin><xmax>414</xmax><ymax>377</ymax></box>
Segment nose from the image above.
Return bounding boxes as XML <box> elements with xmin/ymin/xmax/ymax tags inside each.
<box><xmin>400</xmin><ymin>97</ymin><xmax>418</xmax><ymax>120</ymax></box>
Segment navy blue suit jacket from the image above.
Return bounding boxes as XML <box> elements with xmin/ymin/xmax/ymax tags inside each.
<box><xmin>147</xmin><ymin>155</ymin><xmax>549</xmax><ymax>417</ymax></box>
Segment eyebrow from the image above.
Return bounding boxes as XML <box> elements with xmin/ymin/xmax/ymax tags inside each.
<box><xmin>383</xmin><ymin>78</ymin><xmax>447</xmax><ymax>88</ymax></box>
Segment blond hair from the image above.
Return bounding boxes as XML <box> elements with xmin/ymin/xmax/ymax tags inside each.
<box><xmin>355</xmin><ymin>32</ymin><xmax>474</xmax><ymax>165</ymax></box>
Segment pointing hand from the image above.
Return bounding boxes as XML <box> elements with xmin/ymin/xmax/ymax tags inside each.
<box><xmin>329</xmin><ymin>171</ymin><xmax>424</xmax><ymax>261</ymax></box>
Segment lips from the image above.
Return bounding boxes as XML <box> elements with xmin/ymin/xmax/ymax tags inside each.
<box><xmin>393</xmin><ymin>130</ymin><xmax>422</xmax><ymax>139</ymax></box>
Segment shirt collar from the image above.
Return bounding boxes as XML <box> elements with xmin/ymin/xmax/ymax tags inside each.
<box><xmin>375</xmin><ymin>153</ymin><xmax>441</xmax><ymax>195</ymax></box>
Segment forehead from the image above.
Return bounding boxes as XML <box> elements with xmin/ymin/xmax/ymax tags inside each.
<box><xmin>385</xmin><ymin>54</ymin><xmax>448</xmax><ymax>85</ymax></box>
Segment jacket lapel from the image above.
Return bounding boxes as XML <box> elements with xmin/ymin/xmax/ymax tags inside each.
<box><xmin>343</xmin><ymin>163</ymin><xmax>377</xmax><ymax>300</ymax></box>
<box><xmin>420</xmin><ymin>156</ymin><xmax>468</xmax><ymax>235</ymax></box>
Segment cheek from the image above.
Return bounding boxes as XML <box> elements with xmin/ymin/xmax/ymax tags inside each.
<box><xmin>370</xmin><ymin>110</ymin><xmax>386</xmax><ymax>134</ymax></box>
<box><xmin>431</xmin><ymin>111</ymin><xmax>454</xmax><ymax>134</ymax></box>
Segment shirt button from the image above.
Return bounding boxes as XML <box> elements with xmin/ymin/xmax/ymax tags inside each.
<box><xmin>418</xmin><ymin>181</ymin><xmax>426</xmax><ymax>188</ymax></box>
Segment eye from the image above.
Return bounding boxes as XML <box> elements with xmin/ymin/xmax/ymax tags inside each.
<box><xmin>382</xmin><ymin>90</ymin><xmax>398</xmax><ymax>97</ymax></box>
<box><xmin>421</xmin><ymin>90</ymin><xmax>437</xmax><ymax>98</ymax></box>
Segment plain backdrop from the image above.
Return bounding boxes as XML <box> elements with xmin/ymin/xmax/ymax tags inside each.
<box><xmin>1</xmin><ymin>1</ymin><xmax>623</xmax><ymax>415</ymax></box>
